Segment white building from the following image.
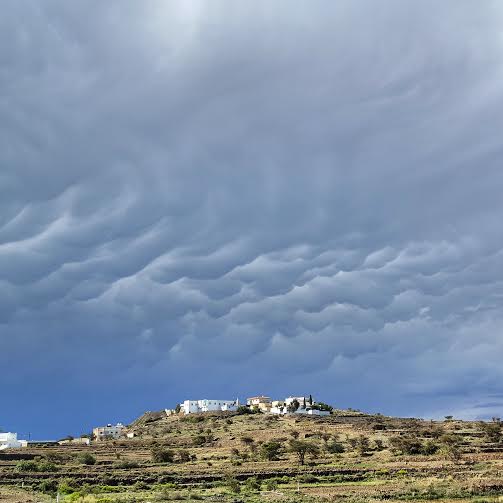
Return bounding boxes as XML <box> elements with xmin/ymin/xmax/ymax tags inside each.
<box><xmin>182</xmin><ymin>399</ymin><xmax>239</xmax><ymax>414</ymax></box>
<box><xmin>270</xmin><ymin>396</ymin><xmax>331</xmax><ymax>416</ymax></box>
<box><xmin>0</xmin><ymin>432</ymin><xmax>26</xmax><ymax>450</ymax></box>
<box><xmin>93</xmin><ymin>423</ymin><xmax>125</xmax><ymax>441</ymax></box>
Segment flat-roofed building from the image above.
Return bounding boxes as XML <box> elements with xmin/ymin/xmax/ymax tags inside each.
<box><xmin>93</xmin><ymin>423</ymin><xmax>125</xmax><ymax>441</ymax></box>
<box><xmin>0</xmin><ymin>432</ymin><xmax>26</xmax><ymax>450</ymax></box>
<box><xmin>182</xmin><ymin>399</ymin><xmax>238</xmax><ymax>414</ymax></box>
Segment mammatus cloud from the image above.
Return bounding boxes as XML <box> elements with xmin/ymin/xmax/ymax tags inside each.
<box><xmin>1</xmin><ymin>0</ymin><xmax>503</xmax><ymax>436</ymax></box>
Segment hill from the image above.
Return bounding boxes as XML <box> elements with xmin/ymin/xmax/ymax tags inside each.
<box><xmin>1</xmin><ymin>410</ymin><xmax>503</xmax><ymax>502</ymax></box>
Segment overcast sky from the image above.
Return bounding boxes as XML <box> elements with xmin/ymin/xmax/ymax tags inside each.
<box><xmin>2</xmin><ymin>1</ymin><xmax>503</xmax><ymax>438</ymax></box>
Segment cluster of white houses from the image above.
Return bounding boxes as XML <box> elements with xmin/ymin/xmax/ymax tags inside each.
<box><xmin>0</xmin><ymin>394</ymin><xmax>331</xmax><ymax>449</ymax></box>
<box><xmin>0</xmin><ymin>424</ymin><xmax>128</xmax><ymax>450</ymax></box>
<box><xmin>181</xmin><ymin>395</ymin><xmax>331</xmax><ymax>416</ymax></box>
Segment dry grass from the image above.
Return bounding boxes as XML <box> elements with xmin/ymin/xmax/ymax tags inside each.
<box><xmin>2</xmin><ymin>412</ymin><xmax>503</xmax><ymax>502</ymax></box>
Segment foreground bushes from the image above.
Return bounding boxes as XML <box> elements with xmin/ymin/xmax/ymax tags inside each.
<box><xmin>15</xmin><ymin>459</ymin><xmax>58</xmax><ymax>472</ymax></box>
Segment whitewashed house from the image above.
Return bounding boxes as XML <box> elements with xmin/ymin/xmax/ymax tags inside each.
<box><xmin>270</xmin><ymin>396</ymin><xmax>331</xmax><ymax>416</ymax></box>
<box><xmin>182</xmin><ymin>399</ymin><xmax>239</xmax><ymax>414</ymax></box>
<box><xmin>93</xmin><ymin>423</ymin><xmax>125</xmax><ymax>441</ymax></box>
<box><xmin>0</xmin><ymin>432</ymin><xmax>26</xmax><ymax>450</ymax></box>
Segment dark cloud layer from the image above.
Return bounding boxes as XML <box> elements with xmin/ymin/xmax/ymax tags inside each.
<box><xmin>1</xmin><ymin>1</ymin><xmax>503</xmax><ymax>437</ymax></box>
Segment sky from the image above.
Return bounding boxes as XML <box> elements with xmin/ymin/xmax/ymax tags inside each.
<box><xmin>1</xmin><ymin>1</ymin><xmax>503</xmax><ymax>439</ymax></box>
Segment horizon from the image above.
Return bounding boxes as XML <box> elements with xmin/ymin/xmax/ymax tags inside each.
<box><xmin>2</xmin><ymin>1</ymin><xmax>503</xmax><ymax>439</ymax></box>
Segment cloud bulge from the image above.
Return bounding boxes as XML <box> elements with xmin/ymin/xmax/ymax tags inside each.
<box><xmin>1</xmin><ymin>0</ymin><xmax>503</xmax><ymax>437</ymax></box>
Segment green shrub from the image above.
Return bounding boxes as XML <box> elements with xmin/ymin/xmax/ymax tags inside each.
<box><xmin>64</xmin><ymin>493</ymin><xmax>83</xmax><ymax>502</ymax></box>
<box><xmin>181</xmin><ymin>415</ymin><xmax>205</xmax><ymax>423</ymax></box>
<box><xmin>480</xmin><ymin>420</ymin><xmax>502</xmax><ymax>443</ymax></box>
<box><xmin>37</xmin><ymin>460</ymin><xmax>58</xmax><ymax>472</ymax></box>
<box><xmin>15</xmin><ymin>460</ymin><xmax>38</xmax><ymax>472</ymax></box>
<box><xmin>236</xmin><ymin>405</ymin><xmax>260</xmax><ymax>415</ymax></box>
<box><xmin>421</xmin><ymin>440</ymin><xmax>439</xmax><ymax>455</ymax></box>
<box><xmin>192</xmin><ymin>435</ymin><xmax>206</xmax><ymax>446</ymax></box>
<box><xmin>38</xmin><ymin>479</ymin><xmax>58</xmax><ymax>494</ymax></box>
<box><xmin>389</xmin><ymin>436</ymin><xmax>423</xmax><ymax>455</ymax></box>
<box><xmin>58</xmin><ymin>478</ymin><xmax>79</xmax><ymax>495</ymax></box>
<box><xmin>298</xmin><ymin>474</ymin><xmax>319</xmax><ymax>483</ymax></box>
<box><xmin>326</xmin><ymin>441</ymin><xmax>345</xmax><ymax>454</ymax></box>
<box><xmin>244</xmin><ymin>476</ymin><xmax>261</xmax><ymax>492</ymax></box>
<box><xmin>225</xmin><ymin>477</ymin><xmax>241</xmax><ymax>493</ymax></box>
<box><xmin>264</xmin><ymin>479</ymin><xmax>278</xmax><ymax>491</ymax></box>
<box><xmin>45</xmin><ymin>452</ymin><xmax>67</xmax><ymax>464</ymax></box>
<box><xmin>151</xmin><ymin>447</ymin><xmax>175</xmax><ymax>463</ymax></box>
<box><xmin>78</xmin><ymin>452</ymin><xmax>97</xmax><ymax>465</ymax></box>
<box><xmin>95</xmin><ymin>485</ymin><xmax>124</xmax><ymax>493</ymax></box>
<box><xmin>114</xmin><ymin>460</ymin><xmax>139</xmax><ymax>469</ymax></box>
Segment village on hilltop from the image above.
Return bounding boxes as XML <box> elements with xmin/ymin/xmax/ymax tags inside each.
<box><xmin>174</xmin><ymin>394</ymin><xmax>332</xmax><ymax>417</ymax></box>
<box><xmin>1</xmin><ymin>394</ymin><xmax>333</xmax><ymax>449</ymax></box>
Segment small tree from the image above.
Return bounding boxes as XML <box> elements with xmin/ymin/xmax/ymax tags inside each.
<box><xmin>175</xmin><ymin>404</ymin><xmax>181</xmax><ymax>414</ymax></box>
<box><xmin>288</xmin><ymin>440</ymin><xmax>319</xmax><ymax>466</ymax></box>
<box><xmin>439</xmin><ymin>434</ymin><xmax>462</xmax><ymax>463</ymax></box>
<box><xmin>151</xmin><ymin>447</ymin><xmax>174</xmax><ymax>463</ymax></box>
<box><xmin>389</xmin><ymin>436</ymin><xmax>423</xmax><ymax>455</ymax></box>
<box><xmin>287</xmin><ymin>399</ymin><xmax>300</xmax><ymax>413</ymax></box>
<box><xmin>421</xmin><ymin>440</ymin><xmax>439</xmax><ymax>455</ymax></box>
<box><xmin>260</xmin><ymin>441</ymin><xmax>283</xmax><ymax>461</ymax></box>
<box><xmin>326</xmin><ymin>440</ymin><xmax>345</xmax><ymax>454</ymax></box>
<box><xmin>356</xmin><ymin>435</ymin><xmax>370</xmax><ymax>456</ymax></box>
<box><xmin>440</xmin><ymin>443</ymin><xmax>462</xmax><ymax>463</ymax></box>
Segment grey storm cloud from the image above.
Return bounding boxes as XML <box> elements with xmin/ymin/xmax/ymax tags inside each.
<box><xmin>2</xmin><ymin>0</ymin><xmax>503</xmax><ymax>435</ymax></box>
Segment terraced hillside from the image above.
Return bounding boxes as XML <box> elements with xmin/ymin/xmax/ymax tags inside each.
<box><xmin>2</xmin><ymin>410</ymin><xmax>503</xmax><ymax>502</ymax></box>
